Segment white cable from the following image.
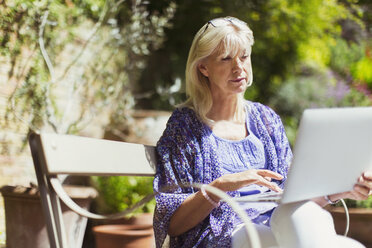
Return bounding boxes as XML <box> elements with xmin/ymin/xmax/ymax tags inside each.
<box><xmin>50</xmin><ymin>177</ymin><xmax>155</xmax><ymax>220</ymax></box>
<box><xmin>195</xmin><ymin>183</ymin><xmax>261</xmax><ymax>248</ymax></box>
<box><xmin>340</xmin><ymin>199</ymin><xmax>350</xmax><ymax>236</ymax></box>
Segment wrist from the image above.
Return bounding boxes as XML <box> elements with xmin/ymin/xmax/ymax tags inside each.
<box><xmin>324</xmin><ymin>195</ymin><xmax>340</xmax><ymax>205</ymax></box>
<box><xmin>208</xmin><ymin>181</ymin><xmax>223</xmax><ymax>202</ymax></box>
<box><xmin>200</xmin><ymin>185</ymin><xmax>220</xmax><ymax>208</ymax></box>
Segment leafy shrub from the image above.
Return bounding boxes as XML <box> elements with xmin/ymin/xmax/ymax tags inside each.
<box><xmin>338</xmin><ymin>196</ymin><xmax>372</xmax><ymax>209</ymax></box>
<box><xmin>270</xmin><ymin>65</ymin><xmax>371</xmax><ymax>144</ymax></box>
<box><xmin>91</xmin><ymin>176</ymin><xmax>155</xmax><ymax>216</ymax></box>
<box><xmin>329</xmin><ymin>38</ymin><xmax>364</xmax><ymax>77</ymax></box>
<box><xmin>351</xmin><ymin>56</ymin><xmax>372</xmax><ymax>87</ymax></box>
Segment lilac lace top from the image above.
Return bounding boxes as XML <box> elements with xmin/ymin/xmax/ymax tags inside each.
<box><xmin>210</xmin><ymin>105</ymin><xmax>278</xmax><ymax>226</ymax></box>
<box><xmin>153</xmin><ymin>101</ymin><xmax>292</xmax><ymax>248</ymax></box>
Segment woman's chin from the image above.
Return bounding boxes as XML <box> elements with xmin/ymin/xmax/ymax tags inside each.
<box><xmin>230</xmin><ymin>81</ymin><xmax>247</xmax><ymax>93</ymax></box>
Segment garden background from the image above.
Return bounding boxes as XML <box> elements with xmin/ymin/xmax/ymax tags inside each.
<box><xmin>0</xmin><ymin>0</ymin><xmax>372</xmax><ymax>246</ymax></box>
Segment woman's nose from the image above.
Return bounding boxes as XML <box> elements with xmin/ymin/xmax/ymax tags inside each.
<box><xmin>232</xmin><ymin>58</ymin><xmax>243</xmax><ymax>73</ymax></box>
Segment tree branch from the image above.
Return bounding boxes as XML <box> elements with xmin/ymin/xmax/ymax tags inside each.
<box><xmin>38</xmin><ymin>10</ymin><xmax>59</xmax><ymax>132</ymax></box>
<box><xmin>39</xmin><ymin>10</ymin><xmax>55</xmax><ymax>83</ymax></box>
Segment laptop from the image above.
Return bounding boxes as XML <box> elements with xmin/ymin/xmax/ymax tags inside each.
<box><xmin>235</xmin><ymin>107</ymin><xmax>372</xmax><ymax>204</ymax></box>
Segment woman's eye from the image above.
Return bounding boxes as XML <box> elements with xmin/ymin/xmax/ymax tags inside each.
<box><xmin>241</xmin><ymin>55</ymin><xmax>249</xmax><ymax>60</ymax></box>
<box><xmin>222</xmin><ymin>56</ymin><xmax>231</xmax><ymax>61</ymax></box>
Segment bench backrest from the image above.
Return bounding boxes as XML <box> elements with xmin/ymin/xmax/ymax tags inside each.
<box><xmin>30</xmin><ymin>132</ymin><xmax>156</xmax><ymax>176</ymax></box>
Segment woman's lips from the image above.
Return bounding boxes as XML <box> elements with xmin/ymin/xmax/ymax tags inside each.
<box><xmin>230</xmin><ymin>78</ymin><xmax>245</xmax><ymax>83</ymax></box>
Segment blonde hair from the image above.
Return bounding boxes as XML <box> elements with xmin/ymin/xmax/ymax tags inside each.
<box><xmin>181</xmin><ymin>17</ymin><xmax>254</xmax><ymax>123</ymax></box>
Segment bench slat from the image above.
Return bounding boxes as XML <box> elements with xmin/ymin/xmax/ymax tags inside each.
<box><xmin>37</xmin><ymin>133</ymin><xmax>156</xmax><ymax>176</ymax></box>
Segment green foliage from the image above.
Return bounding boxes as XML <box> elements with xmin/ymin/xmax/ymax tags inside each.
<box><xmin>91</xmin><ymin>176</ymin><xmax>155</xmax><ymax>215</ymax></box>
<box><xmin>72</xmin><ymin>0</ymin><xmax>106</xmax><ymax>20</ymax></box>
<box><xmin>270</xmin><ymin>65</ymin><xmax>372</xmax><ymax>145</ymax></box>
<box><xmin>339</xmin><ymin>196</ymin><xmax>372</xmax><ymax>208</ymax></box>
<box><xmin>351</xmin><ymin>56</ymin><xmax>372</xmax><ymax>86</ymax></box>
<box><xmin>137</xmin><ymin>0</ymin><xmax>367</xmax><ymax>109</ymax></box>
<box><xmin>329</xmin><ymin>38</ymin><xmax>365</xmax><ymax>76</ymax></box>
<box><xmin>1</xmin><ymin>0</ymin><xmax>175</xmax><ymax>137</ymax></box>
<box><xmin>328</xmin><ymin>38</ymin><xmax>372</xmax><ymax>91</ymax></box>
<box><xmin>9</xmin><ymin>57</ymin><xmax>49</xmax><ymax>128</ymax></box>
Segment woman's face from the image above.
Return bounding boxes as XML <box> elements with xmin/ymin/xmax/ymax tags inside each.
<box><xmin>198</xmin><ymin>46</ymin><xmax>251</xmax><ymax>99</ymax></box>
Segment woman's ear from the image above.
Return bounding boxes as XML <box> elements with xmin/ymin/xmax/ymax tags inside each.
<box><xmin>198</xmin><ymin>63</ymin><xmax>209</xmax><ymax>77</ymax></box>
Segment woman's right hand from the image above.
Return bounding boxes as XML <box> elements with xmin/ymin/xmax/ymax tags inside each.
<box><xmin>168</xmin><ymin>169</ymin><xmax>283</xmax><ymax>237</ymax></box>
<box><xmin>209</xmin><ymin>169</ymin><xmax>284</xmax><ymax>199</ymax></box>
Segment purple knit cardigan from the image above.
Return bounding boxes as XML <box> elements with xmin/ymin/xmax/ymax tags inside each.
<box><xmin>153</xmin><ymin>101</ymin><xmax>292</xmax><ymax>248</ymax></box>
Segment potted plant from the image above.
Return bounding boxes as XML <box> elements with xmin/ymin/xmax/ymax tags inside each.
<box><xmin>91</xmin><ymin>176</ymin><xmax>156</xmax><ymax>222</ymax></box>
<box><xmin>90</xmin><ymin>176</ymin><xmax>156</xmax><ymax>248</ymax></box>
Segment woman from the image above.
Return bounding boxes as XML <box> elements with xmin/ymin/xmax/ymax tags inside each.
<box><xmin>153</xmin><ymin>16</ymin><xmax>372</xmax><ymax>248</ymax></box>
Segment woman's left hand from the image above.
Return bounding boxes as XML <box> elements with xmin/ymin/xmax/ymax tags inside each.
<box><xmin>328</xmin><ymin>171</ymin><xmax>372</xmax><ymax>203</ymax></box>
<box><xmin>350</xmin><ymin>171</ymin><xmax>372</xmax><ymax>200</ymax></box>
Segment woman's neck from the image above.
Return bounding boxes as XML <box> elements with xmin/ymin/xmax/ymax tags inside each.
<box><xmin>207</xmin><ymin>96</ymin><xmax>240</xmax><ymax>122</ymax></box>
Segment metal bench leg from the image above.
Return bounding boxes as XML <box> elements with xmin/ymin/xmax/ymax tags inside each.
<box><xmin>49</xmin><ymin>180</ymin><xmax>68</xmax><ymax>247</ymax></box>
<box><xmin>30</xmin><ymin>138</ymin><xmax>67</xmax><ymax>248</ymax></box>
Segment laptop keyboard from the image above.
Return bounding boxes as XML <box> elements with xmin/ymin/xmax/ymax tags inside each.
<box><xmin>233</xmin><ymin>191</ymin><xmax>283</xmax><ymax>202</ymax></box>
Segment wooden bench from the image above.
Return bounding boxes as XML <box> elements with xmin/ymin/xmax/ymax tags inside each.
<box><xmin>29</xmin><ymin>132</ymin><xmax>262</xmax><ymax>248</ymax></box>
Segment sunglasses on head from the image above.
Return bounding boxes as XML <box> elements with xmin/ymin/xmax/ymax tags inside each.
<box><xmin>202</xmin><ymin>16</ymin><xmax>247</xmax><ymax>34</ymax></box>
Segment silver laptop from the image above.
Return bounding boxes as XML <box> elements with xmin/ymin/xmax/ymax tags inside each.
<box><xmin>236</xmin><ymin>107</ymin><xmax>372</xmax><ymax>204</ymax></box>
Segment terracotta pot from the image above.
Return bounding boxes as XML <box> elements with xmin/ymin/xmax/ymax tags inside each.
<box><xmin>0</xmin><ymin>185</ymin><xmax>97</xmax><ymax>248</ymax></box>
<box><xmin>93</xmin><ymin>224</ymin><xmax>154</xmax><ymax>248</ymax></box>
<box><xmin>328</xmin><ymin>207</ymin><xmax>372</xmax><ymax>247</ymax></box>
<box><xmin>99</xmin><ymin>213</ymin><xmax>154</xmax><ymax>226</ymax></box>
<box><xmin>121</xmin><ymin>213</ymin><xmax>154</xmax><ymax>226</ymax></box>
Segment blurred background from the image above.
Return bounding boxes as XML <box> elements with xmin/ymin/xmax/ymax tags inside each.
<box><xmin>0</xmin><ymin>0</ymin><xmax>371</xmax><ymax>246</ymax></box>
